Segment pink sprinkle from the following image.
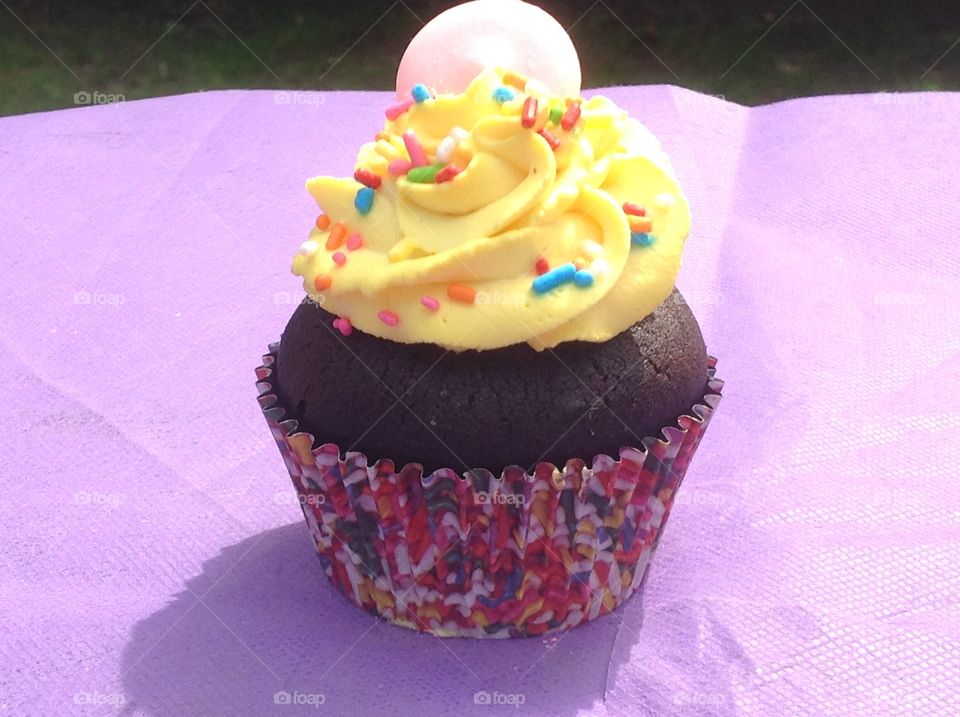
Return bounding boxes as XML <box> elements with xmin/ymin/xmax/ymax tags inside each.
<box><xmin>346</xmin><ymin>233</ymin><xmax>364</xmax><ymax>251</ymax></box>
<box><xmin>377</xmin><ymin>310</ymin><xmax>399</xmax><ymax>326</ymax></box>
<box><xmin>403</xmin><ymin>130</ymin><xmax>427</xmax><ymax>167</ymax></box>
<box><xmin>332</xmin><ymin>317</ymin><xmax>353</xmax><ymax>336</ymax></box>
<box><xmin>332</xmin><ymin>251</ymin><xmax>346</xmax><ymax>266</ymax></box>
<box><xmin>419</xmin><ymin>295</ymin><xmax>440</xmax><ymax>311</ymax></box>
<box><xmin>388</xmin><ymin>159</ymin><xmax>412</xmax><ymax>176</ymax></box>
<box><xmin>385</xmin><ymin>97</ymin><xmax>414</xmax><ymax>120</ymax></box>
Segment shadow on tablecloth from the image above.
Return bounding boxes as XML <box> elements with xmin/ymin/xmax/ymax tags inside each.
<box><xmin>119</xmin><ymin>521</ymin><xmax>639</xmax><ymax>717</ymax></box>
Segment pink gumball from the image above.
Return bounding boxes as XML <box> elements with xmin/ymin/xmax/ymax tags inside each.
<box><xmin>396</xmin><ymin>0</ymin><xmax>582</xmax><ymax>99</ymax></box>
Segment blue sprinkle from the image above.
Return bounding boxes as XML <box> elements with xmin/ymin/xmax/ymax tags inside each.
<box><xmin>631</xmin><ymin>231</ymin><xmax>654</xmax><ymax>247</ymax></box>
<box><xmin>411</xmin><ymin>83</ymin><xmax>430</xmax><ymax>103</ymax></box>
<box><xmin>574</xmin><ymin>269</ymin><xmax>595</xmax><ymax>287</ymax></box>
<box><xmin>532</xmin><ymin>263</ymin><xmax>576</xmax><ymax>294</ymax></box>
<box><xmin>355</xmin><ymin>186</ymin><xmax>375</xmax><ymax>214</ymax></box>
<box><xmin>492</xmin><ymin>86</ymin><xmax>516</xmax><ymax>104</ymax></box>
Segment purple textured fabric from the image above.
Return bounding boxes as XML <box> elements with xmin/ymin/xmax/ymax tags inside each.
<box><xmin>1</xmin><ymin>87</ymin><xmax>959</xmax><ymax>716</ymax></box>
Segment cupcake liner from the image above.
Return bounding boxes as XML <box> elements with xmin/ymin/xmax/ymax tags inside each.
<box><xmin>256</xmin><ymin>344</ymin><xmax>723</xmax><ymax>638</ymax></box>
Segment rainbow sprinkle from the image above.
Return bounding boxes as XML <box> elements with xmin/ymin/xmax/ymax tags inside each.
<box><xmin>299</xmin><ymin>240</ymin><xmax>319</xmax><ymax>257</ymax></box>
<box><xmin>326</xmin><ymin>222</ymin><xmax>346</xmax><ymax>250</ymax></box>
<box><xmin>346</xmin><ymin>233</ymin><xmax>364</xmax><ymax>251</ymax></box>
<box><xmin>403</xmin><ymin>130</ymin><xmax>427</xmax><ymax>167</ymax></box>
<box><xmin>332</xmin><ymin>251</ymin><xmax>346</xmax><ymax>266</ymax></box>
<box><xmin>538</xmin><ymin>128</ymin><xmax>560</xmax><ymax>150</ymax></box>
<box><xmin>385</xmin><ymin>97</ymin><xmax>414</xmax><ymax>120</ymax></box>
<box><xmin>377</xmin><ymin>310</ymin><xmax>399</xmax><ymax>326</ymax></box>
<box><xmin>355</xmin><ymin>187</ymin><xmax>375</xmax><ymax>214</ymax></box>
<box><xmin>388</xmin><ymin>159</ymin><xmax>412</xmax><ymax>176</ymax></box>
<box><xmin>411</xmin><ymin>83</ymin><xmax>430</xmax><ymax>103</ymax></box>
<box><xmin>574</xmin><ymin>269</ymin><xmax>595</xmax><ymax>287</ymax></box>
<box><xmin>419</xmin><ymin>295</ymin><xmax>440</xmax><ymax>311</ymax></box>
<box><xmin>354</xmin><ymin>168</ymin><xmax>382</xmax><ymax>189</ymax></box>
<box><xmin>492</xmin><ymin>86</ymin><xmax>516</xmax><ymax>104</ymax></box>
<box><xmin>446</xmin><ymin>283</ymin><xmax>477</xmax><ymax>304</ymax></box>
<box><xmin>631</xmin><ymin>232</ymin><xmax>654</xmax><ymax>247</ymax></box>
<box><xmin>560</xmin><ymin>102</ymin><xmax>581</xmax><ymax>130</ymax></box>
<box><xmin>532</xmin><ymin>263</ymin><xmax>576</xmax><ymax>294</ymax></box>
<box><xmin>332</xmin><ymin>316</ymin><xmax>352</xmax><ymax>336</ymax></box>
<box><xmin>406</xmin><ymin>163</ymin><xmax>444</xmax><ymax>183</ymax></box>
<box><xmin>592</xmin><ymin>257</ymin><xmax>611</xmax><ymax>275</ymax></box>
<box><xmin>502</xmin><ymin>70</ymin><xmax>528</xmax><ymax>90</ymax></box>
<box><xmin>435</xmin><ymin>165</ymin><xmax>461</xmax><ymax>183</ymax></box>
<box><xmin>521</xmin><ymin>96</ymin><xmax>539</xmax><ymax>129</ymax></box>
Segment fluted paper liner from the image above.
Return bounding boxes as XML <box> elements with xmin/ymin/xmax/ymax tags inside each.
<box><xmin>256</xmin><ymin>343</ymin><xmax>723</xmax><ymax>638</ymax></box>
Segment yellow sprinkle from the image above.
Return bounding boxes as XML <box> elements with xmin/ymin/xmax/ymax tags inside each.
<box><xmin>471</xmin><ymin>609</ymin><xmax>489</xmax><ymax>627</ymax></box>
<box><xmin>286</xmin><ymin>433</ymin><xmax>314</xmax><ymax>465</ymax></box>
<box><xmin>518</xmin><ymin>598</ymin><xmax>545</xmax><ymax>625</ymax></box>
<box><xmin>388</xmin><ymin>238</ymin><xmax>428</xmax><ymax>262</ymax></box>
<box><xmin>371</xmin><ymin>588</ymin><xmax>395</xmax><ymax>610</ymax></box>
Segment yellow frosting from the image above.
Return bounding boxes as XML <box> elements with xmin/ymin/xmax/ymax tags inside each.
<box><xmin>292</xmin><ymin>68</ymin><xmax>690</xmax><ymax>351</ymax></box>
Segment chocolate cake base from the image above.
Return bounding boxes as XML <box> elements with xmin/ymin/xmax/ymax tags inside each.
<box><xmin>274</xmin><ymin>290</ymin><xmax>708</xmax><ymax>474</ymax></box>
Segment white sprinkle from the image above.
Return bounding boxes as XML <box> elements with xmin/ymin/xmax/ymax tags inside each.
<box><xmin>299</xmin><ymin>240</ymin><xmax>319</xmax><ymax>256</ymax></box>
<box><xmin>655</xmin><ymin>192</ymin><xmax>676</xmax><ymax>208</ymax></box>
<box><xmin>450</xmin><ymin>126</ymin><xmax>468</xmax><ymax>141</ymax></box>
<box><xmin>591</xmin><ymin>258</ymin><xmax>611</xmax><ymax>275</ymax></box>
<box><xmin>436</xmin><ymin>136</ymin><xmax>458</xmax><ymax>163</ymax></box>
<box><xmin>581</xmin><ymin>239</ymin><xmax>603</xmax><ymax>258</ymax></box>
<box><xmin>524</xmin><ymin>79</ymin><xmax>550</xmax><ymax>97</ymax></box>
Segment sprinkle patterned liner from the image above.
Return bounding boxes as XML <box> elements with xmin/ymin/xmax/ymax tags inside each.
<box><xmin>256</xmin><ymin>344</ymin><xmax>722</xmax><ymax>638</ymax></box>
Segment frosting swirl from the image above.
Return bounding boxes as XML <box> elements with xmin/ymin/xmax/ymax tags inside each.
<box><xmin>292</xmin><ymin>69</ymin><xmax>690</xmax><ymax>351</ymax></box>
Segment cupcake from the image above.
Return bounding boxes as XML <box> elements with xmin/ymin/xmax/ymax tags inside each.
<box><xmin>257</xmin><ymin>15</ymin><xmax>722</xmax><ymax>638</ymax></box>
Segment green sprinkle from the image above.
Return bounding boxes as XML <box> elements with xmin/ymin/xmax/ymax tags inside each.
<box><xmin>549</xmin><ymin>107</ymin><xmax>563</xmax><ymax>125</ymax></box>
<box><xmin>406</xmin><ymin>162</ymin><xmax>445</xmax><ymax>183</ymax></box>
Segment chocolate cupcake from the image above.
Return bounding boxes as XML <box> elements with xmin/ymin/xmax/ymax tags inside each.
<box><xmin>256</xmin><ymin>67</ymin><xmax>722</xmax><ymax>638</ymax></box>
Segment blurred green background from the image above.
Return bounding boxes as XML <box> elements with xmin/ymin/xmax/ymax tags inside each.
<box><xmin>2</xmin><ymin>0</ymin><xmax>957</xmax><ymax>116</ymax></box>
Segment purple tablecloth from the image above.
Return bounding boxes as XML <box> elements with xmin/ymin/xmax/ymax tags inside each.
<box><xmin>2</xmin><ymin>86</ymin><xmax>959</xmax><ymax>716</ymax></box>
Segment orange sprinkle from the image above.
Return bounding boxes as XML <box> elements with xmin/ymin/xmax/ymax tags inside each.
<box><xmin>315</xmin><ymin>213</ymin><xmax>331</xmax><ymax>230</ymax></box>
<box><xmin>326</xmin><ymin>222</ymin><xmax>347</xmax><ymax>250</ymax></box>
<box><xmin>446</xmin><ymin>283</ymin><xmax>477</xmax><ymax>304</ymax></box>
<box><xmin>630</xmin><ymin>217</ymin><xmax>653</xmax><ymax>233</ymax></box>
<box><xmin>502</xmin><ymin>70</ymin><xmax>528</xmax><ymax>90</ymax></box>
<box><xmin>313</xmin><ymin>274</ymin><xmax>332</xmax><ymax>291</ymax></box>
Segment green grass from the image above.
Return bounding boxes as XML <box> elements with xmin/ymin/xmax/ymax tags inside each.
<box><xmin>0</xmin><ymin>1</ymin><xmax>956</xmax><ymax>116</ymax></box>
